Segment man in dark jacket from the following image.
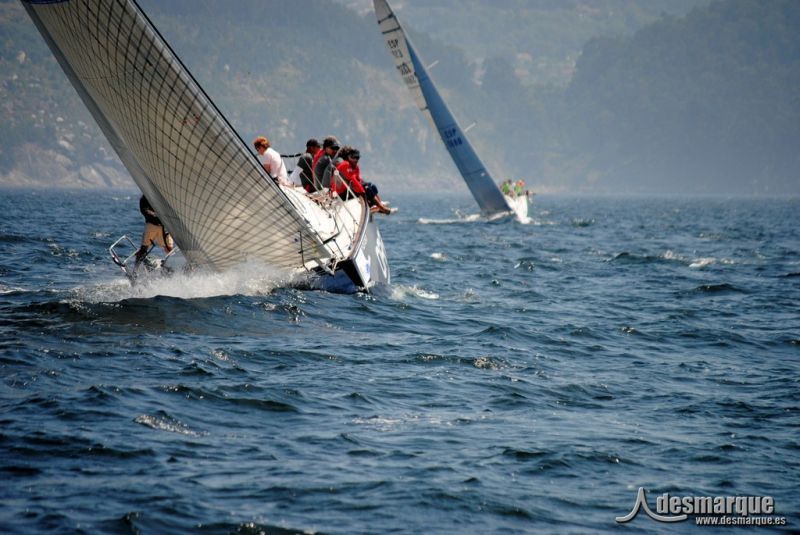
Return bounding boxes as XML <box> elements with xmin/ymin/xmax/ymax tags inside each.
<box><xmin>296</xmin><ymin>138</ymin><xmax>321</xmax><ymax>191</ymax></box>
<box><xmin>313</xmin><ymin>136</ymin><xmax>340</xmax><ymax>189</ymax></box>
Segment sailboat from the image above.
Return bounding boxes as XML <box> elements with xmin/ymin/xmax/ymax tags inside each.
<box><xmin>23</xmin><ymin>0</ymin><xmax>390</xmax><ymax>293</ymax></box>
<box><xmin>373</xmin><ymin>0</ymin><xmax>530</xmax><ymax>222</ymax></box>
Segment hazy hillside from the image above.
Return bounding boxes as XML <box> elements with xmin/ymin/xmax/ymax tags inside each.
<box><xmin>1</xmin><ymin>0</ymin><xmax>798</xmax><ymax>196</ymax></box>
<box><xmin>556</xmin><ymin>0</ymin><xmax>800</xmax><ymax>194</ymax></box>
<box><xmin>0</xmin><ymin>1</ymin><xmax>131</xmax><ymax>187</ymax></box>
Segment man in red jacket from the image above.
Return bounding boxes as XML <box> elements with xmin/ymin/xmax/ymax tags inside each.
<box><xmin>334</xmin><ymin>148</ymin><xmax>391</xmax><ymax>214</ymax></box>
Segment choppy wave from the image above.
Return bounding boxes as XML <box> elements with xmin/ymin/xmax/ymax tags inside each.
<box><xmin>607</xmin><ymin>249</ymin><xmax>736</xmax><ymax>269</ymax></box>
<box><xmin>687</xmin><ymin>282</ymin><xmax>746</xmax><ymax>294</ymax></box>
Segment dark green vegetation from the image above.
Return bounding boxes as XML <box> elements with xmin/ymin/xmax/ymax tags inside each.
<box><xmin>1</xmin><ymin>0</ymin><xmax>797</xmax><ymax>195</ymax></box>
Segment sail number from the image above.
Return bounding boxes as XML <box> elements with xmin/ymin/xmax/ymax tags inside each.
<box><xmin>396</xmin><ymin>62</ymin><xmax>417</xmax><ymax>86</ymax></box>
<box><xmin>442</xmin><ymin>127</ymin><xmax>464</xmax><ymax>148</ymax></box>
<box><xmin>387</xmin><ymin>39</ymin><xmax>404</xmax><ymax>59</ymax></box>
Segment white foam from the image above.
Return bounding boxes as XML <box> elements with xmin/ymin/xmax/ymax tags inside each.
<box><xmin>134</xmin><ymin>414</ymin><xmax>202</xmax><ymax>436</ymax></box>
<box><xmin>74</xmin><ymin>262</ymin><xmax>296</xmax><ymax>303</ymax></box>
<box><xmin>390</xmin><ymin>284</ymin><xmax>440</xmax><ymax>301</ymax></box>
<box><xmin>418</xmin><ymin>212</ymin><xmax>483</xmax><ymax>224</ymax></box>
<box><xmin>689</xmin><ymin>257</ymin><xmax>715</xmax><ymax>269</ymax></box>
<box><xmin>473</xmin><ymin>356</ymin><xmax>503</xmax><ymax>370</ymax></box>
<box><xmin>0</xmin><ymin>283</ymin><xmax>25</xmax><ymax>294</ymax></box>
<box><xmin>662</xmin><ymin>250</ymin><xmax>682</xmax><ymax>261</ymax></box>
<box><xmin>353</xmin><ymin>416</ymin><xmax>402</xmax><ymax>427</ymax></box>
<box><xmin>420</xmin><ymin>212</ymin><xmax>538</xmax><ymax>225</ymax></box>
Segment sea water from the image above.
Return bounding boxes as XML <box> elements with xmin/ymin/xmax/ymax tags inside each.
<box><xmin>0</xmin><ymin>188</ymin><xmax>798</xmax><ymax>533</ymax></box>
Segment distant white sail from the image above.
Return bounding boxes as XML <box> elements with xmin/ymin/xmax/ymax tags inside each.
<box><xmin>23</xmin><ymin>0</ymin><xmax>333</xmax><ymax>272</ymax></box>
<box><xmin>374</xmin><ymin>0</ymin><xmax>515</xmax><ymax>217</ymax></box>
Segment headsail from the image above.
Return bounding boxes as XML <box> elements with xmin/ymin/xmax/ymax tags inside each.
<box><xmin>374</xmin><ymin>0</ymin><xmax>511</xmax><ymax>216</ymax></box>
<box><xmin>22</xmin><ymin>0</ymin><xmax>329</xmax><ymax>271</ymax></box>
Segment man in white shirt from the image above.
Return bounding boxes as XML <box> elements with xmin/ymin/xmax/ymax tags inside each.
<box><xmin>253</xmin><ymin>136</ymin><xmax>290</xmax><ymax>186</ymax></box>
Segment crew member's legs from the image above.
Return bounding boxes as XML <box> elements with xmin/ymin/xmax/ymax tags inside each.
<box><xmin>364</xmin><ymin>182</ymin><xmax>391</xmax><ymax>214</ymax></box>
<box><xmin>135</xmin><ymin>223</ymin><xmax>171</xmax><ymax>266</ymax></box>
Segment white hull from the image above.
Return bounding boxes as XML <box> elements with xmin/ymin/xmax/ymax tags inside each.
<box><xmin>502</xmin><ymin>194</ymin><xmax>530</xmax><ymax>222</ymax></box>
<box><xmin>282</xmin><ymin>187</ymin><xmax>390</xmax><ymax>291</ymax></box>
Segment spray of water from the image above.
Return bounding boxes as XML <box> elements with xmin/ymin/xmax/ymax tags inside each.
<box><xmin>75</xmin><ymin>262</ymin><xmax>299</xmax><ymax>303</ymax></box>
<box><xmin>418</xmin><ymin>212</ymin><xmax>534</xmax><ymax>225</ymax></box>
<box><xmin>390</xmin><ymin>284</ymin><xmax>440</xmax><ymax>301</ymax></box>
<box><xmin>418</xmin><ymin>213</ymin><xmax>483</xmax><ymax>225</ymax></box>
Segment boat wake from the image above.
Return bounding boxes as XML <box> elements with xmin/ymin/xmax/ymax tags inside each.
<box><xmin>417</xmin><ymin>212</ymin><xmax>485</xmax><ymax>225</ymax></box>
<box><xmin>418</xmin><ymin>211</ymin><xmax>533</xmax><ymax>225</ymax></box>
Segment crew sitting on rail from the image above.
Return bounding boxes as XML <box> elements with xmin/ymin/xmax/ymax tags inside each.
<box><xmin>313</xmin><ymin>136</ymin><xmax>340</xmax><ymax>190</ymax></box>
<box><xmin>333</xmin><ymin>147</ymin><xmax>391</xmax><ymax>214</ymax></box>
<box><xmin>294</xmin><ymin>138</ymin><xmax>321</xmax><ymax>192</ymax></box>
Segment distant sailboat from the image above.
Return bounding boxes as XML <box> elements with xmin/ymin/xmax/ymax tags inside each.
<box><xmin>374</xmin><ymin>0</ymin><xmax>529</xmax><ymax>221</ymax></box>
<box><xmin>23</xmin><ymin>0</ymin><xmax>389</xmax><ymax>293</ymax></box>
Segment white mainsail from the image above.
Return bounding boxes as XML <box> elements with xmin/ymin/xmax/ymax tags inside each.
<box><xmin>374</xmin><ymin>0</ymin><xmax>529</xmax><ymax>220</ymax></box>
<box><xmin>23</xmin><ymin>0</ymin><xmax>335</xmax><ymax>272</ymax></box>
